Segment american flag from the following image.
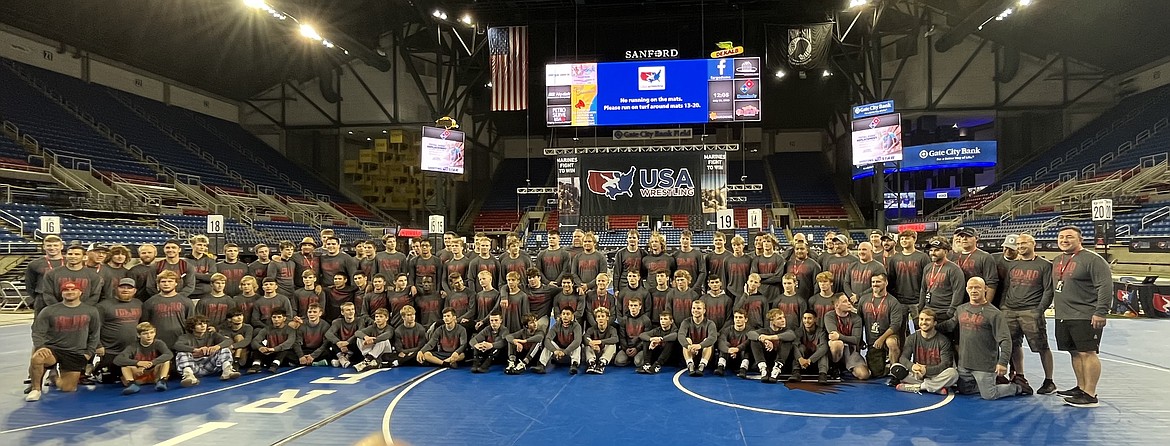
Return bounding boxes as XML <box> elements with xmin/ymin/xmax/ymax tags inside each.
<box><xmin>488</xmin><ymin>26</ymin><xmax>528</xmax><ymax>111</ymax></box>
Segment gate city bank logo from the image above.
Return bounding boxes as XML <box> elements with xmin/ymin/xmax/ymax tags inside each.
<box><xmin>587</xmin><ymin>166</ymin><xmax>696</xmax><ymax>200</ymax></box>
<box><xmin>638</xmin><ymin>66</ymin><xmax>665</xmax><ymax>90</ymax></box>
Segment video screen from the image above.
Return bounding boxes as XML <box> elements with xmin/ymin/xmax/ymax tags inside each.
<box><xmin>420</xmin><ymin>126</ymin><xmax>465</xmax><ymax>174</ymax></box>
<box><xmin>545</xmin><ymin>57</ymin><xmax>762</xmax><ymax>127</ymax></box>
<box><xmin>852</xmin><ymin>113</ymin><xmax>902</xmax><ymax>166</ymax></box>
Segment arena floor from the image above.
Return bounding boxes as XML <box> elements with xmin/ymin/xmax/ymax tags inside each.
<box><xmin>1</xmin><ymin>319</ymin><xmax>1168</xmax><ymax>445</ymax></box>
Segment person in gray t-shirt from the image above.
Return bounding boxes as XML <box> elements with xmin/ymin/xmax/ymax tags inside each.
<box><xmin>939</xmin><ymin>277</ymin><xmax>1032</xmax><ymax>400</ymax></box>
<box><xmin>1051</xmin><ymin>225</ymin><xmax>1112</xmax><ymax>408</ymax></box>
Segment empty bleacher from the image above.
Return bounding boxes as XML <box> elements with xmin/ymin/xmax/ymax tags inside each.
<box><xmin>0</xmin><ymin>202</ymin><xmax>171</xmax><ymax>245</ymax></box>
<box><xmin>767</xmin><ymin>152</ymin><xmax>849</xmax><ymax>220</ymax></box>
<box><xmin>995</xmin><ymin>84</ymin><xmax>1170</xmax><ymax>189</ymax></box>
<box><xmin>0</xmin><ymin>61</ymin><xmax>158</xmax><ymax>181</ymax></box>
<box><xmin>472</xmin><ymin>158</ymin><xmax>553</xmax><ymax>232</ymax></box>
<box><xmin>13</xmin><ymin>62</ymin><xmax>247</xmax><ymax>191</ymax></box>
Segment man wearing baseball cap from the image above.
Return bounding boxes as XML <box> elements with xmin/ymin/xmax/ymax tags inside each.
<box><xmin>1001</xmin><ymin>233</ymin><xmax>1058</xmax><ymax>395</ymax></box>
<box><xmin>25</xmin><ymin>281</ymin><xmax>101</xmax><ymax>402</ymax></box>
<box><xmin>993</xmin><ymin>234</ymin><xmax>1020</xmax><ymax>308</ymax></box>
<box><xmin>94</xmin><ymin>278</ymin><xmax>145</xmax><ymax>383</ymax></box>
<box><xmin>820</xmin><ymin>234</ymin><xmax>858</xmax><ymax>294</ymax></box>
<box><xmin>949</xmin><ymin>227</ymin><xmax>999</xmax><ymax>303</ymax></box>
<box><xmin>292</xmin><ymin>236</ymin><xmax>320</xmax><ymax>290</ymax></box>
<box><xmin>918</xmin><ymin>237</ymin><xmax>966</xmax><ymax>323</ymax></box>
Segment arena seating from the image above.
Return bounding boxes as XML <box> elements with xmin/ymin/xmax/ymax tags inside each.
<box><xmin>607</xmin><ymin>215</ymin><xmax>643</xmax><ymax>230</ymax></box>
<box><xmin>472</xmin><ymin>158</ymin><xmax>552</xmax><ymax>232</ymax></box>
<box><xmin>994</xmin><ymin>84</ymin><xmax>1170</xmax><ymax>189</ymax></box>
<box><xmin>727</xmin><ymin>160</ymin><xmax>774</xmax><ymax>208</ymax></box>
<box><xmin>791</xmin><ymin>226</ymin><xmax>843</xmax><ymax>246</ymax></box>
<box><xmin>0</xmin><ymin>61</ymin><xmax>158</xmax><ymax>181</ymax></box>
<box><xmin>159</xmin><ymin>215</ymin><xmax>265</xmax><ymax>247</ymax></box>
<box><xmin>0</xmin><ymin>202</ymin><xmax>171</xmax><ymax>245</ymax></box>
<box><xmin>0</xmin><ymin>133</ymin><xmax>32</xmax><ymax>168</ymax></box>
<box><xmin>11</xmin><ymin>62</ymin><xmax>246</xmax><ymax>190</ymax></box>
<box><xmin>767</xmin><ymin>152</ymin><xmax>849</xmax><ymax>220</ymax></box>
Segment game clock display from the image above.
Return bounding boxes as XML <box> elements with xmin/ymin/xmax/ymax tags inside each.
<box><xmin>546</xmin><ymin>57</ymin><xmax>762</xmax><ymax>127</ymax></box>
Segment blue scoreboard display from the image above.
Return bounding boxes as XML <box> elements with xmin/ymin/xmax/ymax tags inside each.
<box><xmin>545</xmin><ymin>57</ymin><xmax>762</xmax><ymax>127</ymax></box>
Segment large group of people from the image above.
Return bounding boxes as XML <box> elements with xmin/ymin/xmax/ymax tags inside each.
<box><xmin>22</xmin><ymin>224</ymin><xmax>1111</xmax><ymax>409</ymax></box>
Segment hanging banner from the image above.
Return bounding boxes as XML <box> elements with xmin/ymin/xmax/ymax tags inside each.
<box><xmin>557</xmin><ymin>155</ymin><xmax>581</xmax><ymax>228</ymax></box>
<box><xmin>768</xmin><ymin>23</ymin><xmax>834</xmax><ymax>71</ymax></box>
<box><xmin>581</xmin><ymin>152</ymin><xmax>703</xmax><ymax>216</ymax></box>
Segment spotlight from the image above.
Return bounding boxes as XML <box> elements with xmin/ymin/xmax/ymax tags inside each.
<box><xmin>243</xmin><ymin>0</ymin><xmax>267</xmax><ymax>9</ymax></box>
<box><xmin>299</xmin><ymin>24</ymin><xmax>322</xmax><ymax>41</ymax></box>
<box><xmin>774</xmin><ymin>70</ymin><xmax>786</xmax><ymax>79</ymax></box>
<box><xmin>822</xmin><ymin>69</ymin><xmax>832</xmax><ymax>77</ymax></box>
<box><xmin>347</xmin><ymin>131</ymin><xmax>354</xmax><ymax>135</ymax></box>
<box><xmin>848</xmin><ymin>0</ymin><xmax>869</xmax><ymax>8</ymax></box>
<box><xmin>366</xmin><ymin>137</ymin><xmax>372</xmax><ymax>141</ymax></box>
<box><xmin>382</xmin><ymin>130</ymin><xmax>388</xmax><ymax>134</ymax></box>
<box><xmin>461</xmin><ymin>14</ymin><xmax>473</xmax><ymax>25</ymax></box>
<box><xmin>1019</xmin><ymin>0</ymin><xmax>1032</xmax><ymax>6</ymax></box>
<box><xmin>432</xmin><ymin>10</ymin><xmax>442</xmax><ymax>18</ymax></box>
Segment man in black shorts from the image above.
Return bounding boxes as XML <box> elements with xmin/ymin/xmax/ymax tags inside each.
<box><xmin>25</xmin><ymin>282</ymin><xmax>101</xmax><ymax>402</ymax></box>
<box><xmin>1052</xmin><ymin>226</ymin><xmax>1111</xmax><ymax>408</ymax></box>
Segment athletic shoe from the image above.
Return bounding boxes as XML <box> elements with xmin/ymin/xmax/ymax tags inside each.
<box><xmin>761</xmin><ymin>375</ymin><xmax>776</xmax><ymax>384</ymax></box>
<box><xmin>247</xmin><ymin>363</ymin><xmax>262</xmax><ymax>374</ymax></box>
<box><xmin>886</xmin><ymin>377</ymin><xmax>901</xmax><ymax>387</ymax></box>
<box><xmin>736</xmin><ymin>368</ymin><xmax>748</xmax><ymax>379</ymax></box>
<box><xmin>1064</xmin><ymin>393</ymin><xmax>1099</xmax><ymax>408</ymax></box>
<box><xmin>569</xmin><ymin>362</ymin><xmax>580</xmax><ymax>375</ymax></box>
<box><xmin>471</xmin><ymin>364</ymin><xmax>484</xmax><ymax>373</ymax></box>
<box><xmin>512</xmin><ymin>364</ymin><xmax>526</xmax><ymax>375</ymax></box>
<box><xmin>506</xmin><ymin>359</ymin><xmax>516</xmax><ymax>372</ymax></box>
<box><xmin>693</xmin><ymin>368</ymin><xmax>704</xmax><ymax>377</ymax></box>
<box><xmin>532</xmin><ymin>365</ymin><xmax>546</xmax><ymax>374</ymax></box>
<box><xmin>1017</xmin><ymin>381</ymin><xmax>1034</xmax><ymax>396</ymax></box>
<box><xmin>817</xmin><ymin>373</ymin><xmax>828</xmax><ymax>384</ymax></box>
<box><xmin>638</xmin><ymin>364</ymin><xmax>651</xmax><ymax>374</ymax></box>
<box><xmin>268</xmin><ymin>363</ymin><xmax>280</xmax><ymax>374</ymax></box>
<box><xmin>330</xmin><ymin>359</ymin><xmax>341</xmax><ymax>368</ymax></box>
<box><xmin>312</xmin><ymin>360</ymin><xmax>329</xmax><ymax>367</ymax></box>
<box><xmin>596</xmin><ymin>365</ymin><xmax>606</xmax><ymax>375</ymax></box>
<box><xmin>689</xmin><ymin>368</ymin><xmax>702</xmax><ymax>377</ymax></box>
<box><xmin>895</xmin><ymin>384</ymin><xmax>922</xmax><ymax>394</ymax></box>
<box><xmin>23</xmin><ymin>385</ymin><xmax>32</xmax><ymax>394</ymax></box>
<box><xmin>181</xmin><ymin>368</ymin><xmax>199</xmax><ymax>388</ymax></box>
<box><xmin>122</xmin><ymin>384</ymin><xmax>140</xmax><ymax>395</ymax></box>
<box><xmin>1057</xmin><ymin>386</ymin><xmax>1086</xmax><ymax>398</ymax></box>
<box><xmin>789</xmin><ymin>370</ymin><xmax>802</xmax><ymax>382</ymax></box>
<box><xmin>221</xmin><ymin>364</ymin><xmax>241</xmax><ymax>381</ymax></box>
<box><xmin>25</xmin><ymin>389</ymin><xmax>42</xmax><ymax>402</ymax></box>
<box><xmin>1037</xmin><ymin>380</ymin><xmax>1057</xmax><ymax>395</ymax></box>
<box><xmin>154</xmin><ymin>381</ymin><xmax>168</xmax><ymax>392</ymax></box>
<box><xmin>585</xmin><ymin>365</ymin><xmax>600</xmax><ymax>375</ymax></box>
<box><xmin>1012</xmin><ymin>374</ymin><xmax>1030</xmax><ymax>387</ymax></box>
<box><xmin>652</xmin><ymin>364</ymin><xmax>662</xmax><ymax>374</ymax></box>
<box><xmin>713</xmin><ymin>365</ymin><xmax>725</xmax><ymax>376</ymax></box>
<box><xmin>771</xmin><ymin>365</ymin><xmax>783</xmax><ymax>380</ymax></box>
<box><xmin>935</xmin><ymin>387</ymin><xmax>949</xmax><ymax>395</ymax></box>
<box><xmin>354</xmin><ymin>360</ymin><xmax>369</xmax><ymax>372</ymax></box>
